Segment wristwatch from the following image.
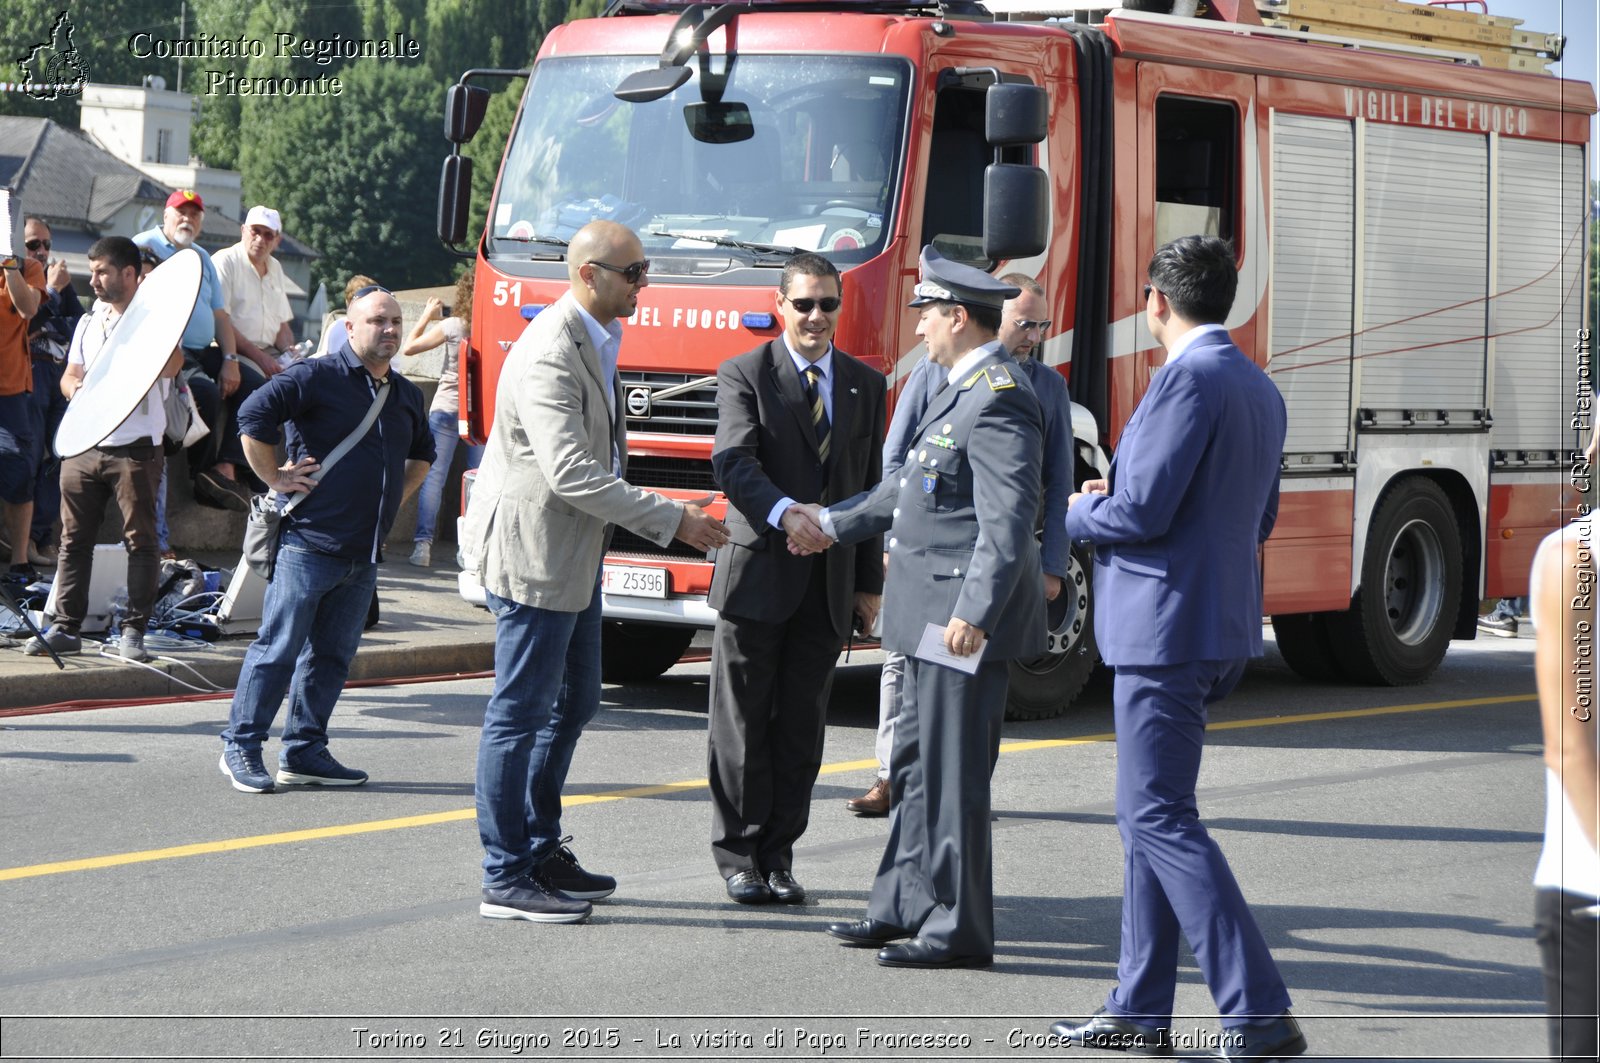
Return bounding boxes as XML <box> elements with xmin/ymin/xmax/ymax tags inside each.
<box><xmin>223</xmin><ymin>353</ymin><xmax>239</xmax><ymax>362</ymax></box>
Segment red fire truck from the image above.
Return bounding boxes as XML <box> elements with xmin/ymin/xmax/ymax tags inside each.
<box><xmin>438</xmin><ymin>0</ymin><xmax>1593</xmax><ymax>718</ymax></box>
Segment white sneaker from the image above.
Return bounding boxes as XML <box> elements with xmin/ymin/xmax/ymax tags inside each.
<box><xmin>409</xmin><ymin>541</ymin><xmax>431</xmax><ymax>567</ymax></box>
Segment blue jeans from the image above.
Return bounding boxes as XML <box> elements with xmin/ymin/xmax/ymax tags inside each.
<box><xmin>413</xmin><ymin>409</ymin><xmax>483</xmax><ymax>544</ymax></box>
<box><xmin>220</xmin><ymin>537</ymin><xmax>378</xmax><ymax>763</ymax></box>
<box><xmin>155</xmin><ymin>465</ymin><xmax>170</xmax><ymax>553</ymax></box>
<box><xmin>476</xmin><ymin>575</ymin><xmax>604</xmax><ymax>886</ymax></box>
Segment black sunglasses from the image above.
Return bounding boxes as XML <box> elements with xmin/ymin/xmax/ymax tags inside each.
<box><xmin>784</xmin><ymin>295</ymin><xmax>842</xmax><ymax>314</ymax></box>
<box><xmin>1012</xmin><ymin>317</ymin><xmax>1052</xmax><ymax>333</ymax></box>
<box><xmin>1142</xmin><ymin>283</ymin><xmax>1157</xmax><ymax>300</ymax></box>
<box><xmin>352</xmin><ymin>284</ymin><xmax>391</xmax><ymax>299</ymax></box>
<box><xmin>590</xmin><ymin>259</ymin><xmax>650</xmax><ymax>284</ymax></box>
<box><xmin>25</xmin><ymin>239</ymin><xmax>50</xmax><ymax>252</ymax></box>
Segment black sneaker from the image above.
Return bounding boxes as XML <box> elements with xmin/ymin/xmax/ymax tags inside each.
<box><xmin>1477</xmin><ymin>614</ymin><xmax>1518</xmax><ymax>638</ymax></box>
<box><xmin>220</xmin><ymin>749</ymin><xmax>275</xmax><ymax>793</ymax></box>
<box><xmin>194</xmin><ymin>470</ymin><xmax>251</xmax><ymax>513</ymax></box>
<box><xmin>276</xmin><ymin>748</ymin><xmax>368</xmax><ymax>786</ymax></box>
<box><xmin>480</xmin><ymin>872</ymin><xmax>592</xmax><ymax>923</ymax></box>
<box><xmin>539</xmin><ymin>837</ymin><xmax>617</xmax><ymax>900</ymax></box>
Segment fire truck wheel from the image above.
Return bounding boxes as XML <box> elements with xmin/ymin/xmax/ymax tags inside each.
<box><xmin>1005</xmin><ymin>545</ymin><xmax>1100</xmax><ymax>720</ymax></box>
<box><xmin>1327</xmin><ymin>476</ymin><xmax>1463</xmax><ymax>685</ymax></box>
<box><xmin>1270</xmin><ymin>611</ymin><xmax>1345</xmax><ymax>681</ymax></box>
<box><xmin>600</xmin><ymin>622</ymin><xmax>697</xmax><ymax>683</ymax></box>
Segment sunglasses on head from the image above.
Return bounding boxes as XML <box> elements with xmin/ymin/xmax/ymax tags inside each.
<box><xmin>590</xmin><ymin>259</ymin><xmax>650</xmax><ymax>284</ymax></box>
<box><xmin>25</xmin><ymin>239</ymin><xmax>49</xmax><ymax>252</ymax></box>
<box><xmin>784</xmin><ymin>295</ymin><xmax>842</xmax><ymax>314</ymax></box>
<box><xmin>352</xmin><ymin>284</ymin><xmax>391</xmax><ymax>299</ymax></box>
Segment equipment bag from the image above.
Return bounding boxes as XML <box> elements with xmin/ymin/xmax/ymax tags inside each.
<box><xmin>162</xmin><ymin>378</ymin><xmax>208</xmax><ymax>456</ymax></box>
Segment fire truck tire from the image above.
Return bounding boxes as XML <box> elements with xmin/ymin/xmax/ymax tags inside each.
<box><xmin>1326</xmin><ymin>476</ymin><xmax>1463</xmax><ymax>685</ymax></box>
<box><xmin>1005</xmin><ymin>545</ymin><xmax>1100</xmax><ymax>720</ymax></box>
<box><xmin>600</xmin><ymin>622</ymin><xmax>696</xmax><ymax>683</ymax></box>
<box><xmin>1270</xmin><ymin>611</ymin><xmax>1344</xmax><ymax>681</ymax></box>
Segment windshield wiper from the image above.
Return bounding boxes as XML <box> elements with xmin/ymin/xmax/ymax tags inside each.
<box><xmin>495</xmin><ymin>234</ymin><xmax>569</xmax><ymax>260</ymax></box>
<box><xmin>649</xmin><ymin>230</ymin><xmax>801</xmax><ymax>262</ymax></box>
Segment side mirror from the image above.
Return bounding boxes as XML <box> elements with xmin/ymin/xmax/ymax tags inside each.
<box><xmin>437</xmin><ymin>154</ymin><xmax>473</xmax><ymax>246</ymax></box>
<box><xmin>444</xmin><ymin>83</ymin><xmax>491</xmax><ymax>144</ymax></box>
<box><xmin>983</xmin><ymin>163</ymin><xmax>1047</xmax><ymax>262</ymax></box>
<box><xmin>684</xmin><ymin>101</ymin><xmax>754</xmax><ymax>144</ymax></box>
<box><xmin>986</xmin><ymin>82</ymin><xmax>1047</xmax><ymax>146</ymax></box>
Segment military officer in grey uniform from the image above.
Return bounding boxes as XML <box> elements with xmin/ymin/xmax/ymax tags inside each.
<box><xmin>789</xmin><ymin>246</ymin><xmax>1045</xmax><ymax>968</ymax></box>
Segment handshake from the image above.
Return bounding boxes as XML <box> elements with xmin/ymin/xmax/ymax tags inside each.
<box><xmin>781</xmin><ymin>502</ymin><xmax>835</xmax><ymax>556</ymax></box>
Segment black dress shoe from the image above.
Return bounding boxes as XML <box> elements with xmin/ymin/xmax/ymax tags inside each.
<box><xmin>1048</xmin><ymin>1008</ymin><xmax>1173</xmax><ymax>1056</ymax></box>
<box><xmin>725</xmin><ymin>869</ymin><xmax>772</xmax><ymax>904</ymax></box>
<box><xmin>767</xmin><ymin>869</ymin><xmax>806</xmax><ymax>904</ymax></box>
<box><xmin>826</xmin><ymin>918</ymin><xmax>912</xmax><ymax>948</ymax></box>
<box><xmin>875</xmin><ymin>937</ymin><xmax>991</xmax><ymax>969</ymax></box>
<box><xmin>1208</xmin><ymin>1013</ymin><xmax>1306</xmax><ymax>1061</ymax></box>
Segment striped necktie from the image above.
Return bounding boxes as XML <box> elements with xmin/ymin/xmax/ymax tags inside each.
<box><xmin>804</xmin><ymin>364</ymin><xmax>831</xmax><ymax>464</ymax></box>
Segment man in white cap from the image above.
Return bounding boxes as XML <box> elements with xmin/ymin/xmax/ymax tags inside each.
<box><xmin>214</xmin><ymin>205</ymin><xmax>294</xmax><ymax>379</ymax></box>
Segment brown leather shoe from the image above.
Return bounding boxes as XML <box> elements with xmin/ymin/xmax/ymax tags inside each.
<box><xmin>846</xmin><ymin>778</ymin><xmax>890</xmax><ymax>817</ymax></box>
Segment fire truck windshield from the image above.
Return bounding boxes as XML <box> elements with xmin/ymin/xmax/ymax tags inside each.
<box><xmin>488</xmin><ymin>54</ymin><xmax>911</xmax><ymax>275</ymax></box>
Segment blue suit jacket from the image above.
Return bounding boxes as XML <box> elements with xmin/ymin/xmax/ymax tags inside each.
<box><xmin>1064</xmin><ymin>331</ymin><xmax>1286</xmax><ymax>666</ymax></box>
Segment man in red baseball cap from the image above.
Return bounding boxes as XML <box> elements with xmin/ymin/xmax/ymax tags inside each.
<box><xmin>134</xmin><ymin>189</ymin><xmax>259</xmax><ymax>512</ymax></box>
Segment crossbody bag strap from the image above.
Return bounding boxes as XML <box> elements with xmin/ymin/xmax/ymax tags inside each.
<box><xmin>280</xmin><ymin>379</ymin><xmax>391</xmax><ymax>516</ymax></box>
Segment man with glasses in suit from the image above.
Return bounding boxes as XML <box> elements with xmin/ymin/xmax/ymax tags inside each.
<box><xmin>706</xmin><ymin>252</ymin><xmax>886</xmax><ymax>905</ymax></box>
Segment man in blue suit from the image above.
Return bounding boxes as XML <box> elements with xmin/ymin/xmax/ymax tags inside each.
<box><xmin>1052</xmin><ymin>236</ymin><xmax>1302</xmax><ymax>1061</ymax></box>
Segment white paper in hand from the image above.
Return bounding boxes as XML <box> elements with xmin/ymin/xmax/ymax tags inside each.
<box><xmin>913</xmin><ymin>621</ymin><xmax>985</xmax><ymax>675</ymax></box>
<box><xmin>0</xmin><ymin>188</ymin><xmax>14</xmax><ymax>258</ymax></box>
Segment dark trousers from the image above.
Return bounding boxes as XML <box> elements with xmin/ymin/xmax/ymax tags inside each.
<box><xmin>54</xmin><ymin>445</ymin><xmax>163</xmax><ymax>633</ymax></box>
<box><xmin>180</xmin><ymin>346</ymin><xmax>262</xmax><ymax>475</ymax></box>
<box><xmin>707</xmin><ymin>563</ymin><xmax>845</xmax><ymax>878</ymax></box>
<box><xmin>1537</xmin><ymin>888</ymin><xmax>1600</xmax><ymax>1062</ymax></box>
<box><xmin>29</xmin><ymin>357</ymin><xmax>67</xmax><ymax>544</ymax></box>
<box><xmin>1107</xmin><ymin>659</ymin><xmax>1291</xmax><ymax>1028</ymax></box>
<box><xmin>867</xmin><ymin>654</ymin><xmax>1008</xmax><ymax>957</ymax></box>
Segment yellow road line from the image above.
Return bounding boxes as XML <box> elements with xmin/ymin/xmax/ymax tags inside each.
<box><xmin>0</xmin><ymin>691</ymin><xmax>1533</xmax><ymax>883</ymax></box>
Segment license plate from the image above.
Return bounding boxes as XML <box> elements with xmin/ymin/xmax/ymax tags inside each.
<box><xmin>601</xmin><ymin>563</ymin><xmax>668</xmax><ymax>599</ymax></box>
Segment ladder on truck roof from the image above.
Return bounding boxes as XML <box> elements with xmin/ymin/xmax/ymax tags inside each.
<box><xmin>983</xmin><ymin>0</ymin><xmax>1562</xmax><ymax>72</ymax></box>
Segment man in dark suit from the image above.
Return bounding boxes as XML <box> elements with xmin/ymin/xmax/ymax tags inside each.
<box><xmin>707</xmin><ymin>252</ymin><xmax>887</xmax><ymax>905</ymax></box>
<box><xmin>793</xmin><ymin>247</ymin><xmax>1044</xmax><ymax>968</ymax></box>
<box><xmin>1052</xmin><ymin>236</ymin><xmax>1302</xmax><ymax>1060</ymax></box>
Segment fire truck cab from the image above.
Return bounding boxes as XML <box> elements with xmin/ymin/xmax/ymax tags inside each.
<box><xmin>440</xmin><ymin>0</ymin><xmax>1593</xmax><ymax>718</ymax></box>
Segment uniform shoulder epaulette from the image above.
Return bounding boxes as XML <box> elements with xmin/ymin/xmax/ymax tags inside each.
<box><xmin>982</xmin><ymin>364</ymin><xmax>1016</xmax><ymax>390</ymax></box>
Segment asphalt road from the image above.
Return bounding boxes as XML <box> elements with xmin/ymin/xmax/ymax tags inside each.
<box><xmin>0</xmin><ymin>629</ymin><xmax>1550</xmax><ymax>1062</ymax></box>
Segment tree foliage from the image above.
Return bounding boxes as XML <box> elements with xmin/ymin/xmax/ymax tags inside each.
<box><xmin>1</xmin><ymin>0</ymin><xmax>578</xmax><ymax>290</ymax></box>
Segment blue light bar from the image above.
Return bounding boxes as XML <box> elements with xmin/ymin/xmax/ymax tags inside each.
<box><xmin>742</xmin><ymin>312</ymin><xmax>776</xmax><ymax>329</ymax></box>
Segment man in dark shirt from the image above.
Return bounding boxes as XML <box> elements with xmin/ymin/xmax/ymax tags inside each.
<box><xmin>23</xmin><ymin>217</ymin><xmax>84</xmax><ymax>565</ymax></box>
<box><xmin>218</xmin><ymin>286</ymin><xmax>433</xmax><ymax>794</ymax></box>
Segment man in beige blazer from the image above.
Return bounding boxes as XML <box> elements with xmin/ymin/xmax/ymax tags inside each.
<box><xmin>461</xmin><ymin>220</ymin><xmax>728</xmax><ymax>924</ymax></box>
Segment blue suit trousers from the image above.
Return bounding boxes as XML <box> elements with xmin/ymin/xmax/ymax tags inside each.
<box><xmin>1107</xmin><ymin>659</ymin><xmax>1292</xmax><ymax>1028</ymax></box>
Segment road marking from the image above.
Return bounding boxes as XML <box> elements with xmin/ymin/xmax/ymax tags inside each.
<box><xmin>0</xmin><ymin>692</ymin><xmax>1533</xmax><ymax>883</ymax></box>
